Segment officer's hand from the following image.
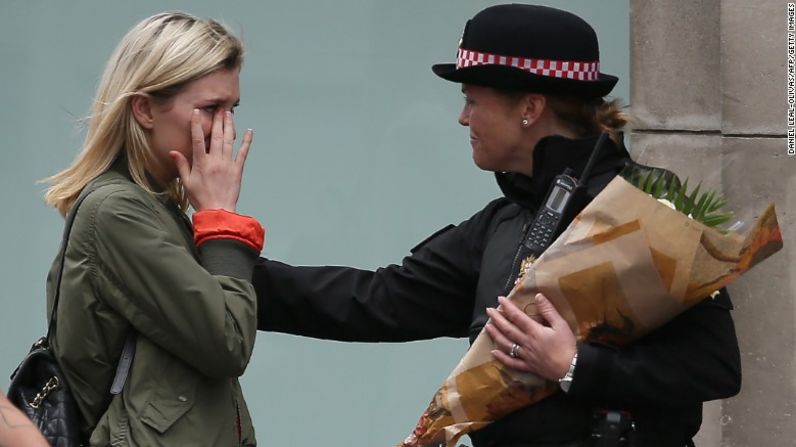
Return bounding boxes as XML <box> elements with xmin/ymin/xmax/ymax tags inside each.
<box><xmin>485</xmin><ymin>294</ymin><xmax>576</xmax><ymax>381</ymax></box>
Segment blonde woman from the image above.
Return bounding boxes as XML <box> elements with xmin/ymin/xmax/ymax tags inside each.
<box><xmin>43</xmin><ymin>12</ymin><xmax>262</xmax><ymax>446</ymax></box>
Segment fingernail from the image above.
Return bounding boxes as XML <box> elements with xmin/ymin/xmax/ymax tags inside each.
<box><xmin>535</xmin><ymin>293</ymin><xmax>543</xmax><ymax>303</ymax></box>
<box><xmin>497</xmin><ymin>296</ymin><xmax>506</xmax><ymax>304</ymax></box>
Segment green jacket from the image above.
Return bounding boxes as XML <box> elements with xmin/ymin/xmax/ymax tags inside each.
<box><xmin>47</xmin><ymin>162</ymin><xmax>258</xmax><ymax>446</ymax></box>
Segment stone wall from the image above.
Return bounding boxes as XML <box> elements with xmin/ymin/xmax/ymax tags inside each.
<box><xmin>629</xmin><ymin>1</ymin><xmax>795</xmax><ymax>445</ymax></box>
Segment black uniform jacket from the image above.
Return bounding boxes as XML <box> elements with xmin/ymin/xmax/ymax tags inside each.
<box><xmin>254</xmin><ymin>135</ymin><xmax>741</xmax><ymax>447</ymax></box>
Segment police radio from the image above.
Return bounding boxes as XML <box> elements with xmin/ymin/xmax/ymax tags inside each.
<box><xmin>523</xmin><ymin>133</ymin><xmax>609</xmax><ymax>254</ymax></box>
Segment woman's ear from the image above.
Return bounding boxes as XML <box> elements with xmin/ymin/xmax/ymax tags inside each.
<box><xmin>521</xmin><ymin>93</ymin><xmax>547</xmax><ymax>127</ymax></box>
<box><xmin>131</xmin><ymin>94</ymin><xmax>155</xmax><ymax>130</ymax></box>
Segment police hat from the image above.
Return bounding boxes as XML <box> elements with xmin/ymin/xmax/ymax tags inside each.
<box><xmin>432</xmin><ymin>4</ymin><xmax>618</xmax><ymax>98</ymax></box>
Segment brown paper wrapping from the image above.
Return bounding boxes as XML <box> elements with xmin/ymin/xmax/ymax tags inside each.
<box><xmin>400</xmin><ymin>176</ymin><xmax>783</xmax><ymax>447</ymax></box>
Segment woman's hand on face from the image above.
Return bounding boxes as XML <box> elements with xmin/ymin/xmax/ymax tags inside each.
<box><xmin>485</xmin><ymin>294</ymin><xmax>577</xmax><ymax>382</ymax></box>
<box><xmin>171</xmin><ymin>109</ymin><xmax>253</xmax><ymax>212</ymax></box>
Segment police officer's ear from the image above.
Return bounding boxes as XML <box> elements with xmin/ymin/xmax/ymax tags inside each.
<box><xmin>519</xmin><ymin>93</ymin><xmax>547</xmax><ymax>127</ymax></box>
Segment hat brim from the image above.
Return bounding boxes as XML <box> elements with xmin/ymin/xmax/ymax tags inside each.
<box><xmin>432</xmin><ymin>63</ymin><xmax>618</xmax><ymax>98</ymax></box>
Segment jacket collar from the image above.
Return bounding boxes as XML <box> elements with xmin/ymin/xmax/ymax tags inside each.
<box><xmin>495</xmin><ymin>133</ymin><xmax>629</xmax><ymax>209</ymax></box>
<box><xmin>106</xmin><ymin>154</ymin><xmax>174</xmax><ymax>205</ymax></box>
<box><xmin>109</xmin><ymin>154</ymin><xmax>134</xmax><ymax>181</ymax></box>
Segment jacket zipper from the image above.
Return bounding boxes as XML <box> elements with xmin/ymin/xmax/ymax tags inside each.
<box><xmin>502</xmin><ymin>218</ymin><xmax>533</xmax><ymax>294</ymax></box>
<box><xmin>232</xmin><ymin>379</ymin><xmax>242</xmax><ymax>445</ymax></box>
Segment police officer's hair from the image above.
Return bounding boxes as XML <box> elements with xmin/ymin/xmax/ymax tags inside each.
<box><xmin>494</xmin><ymin>87</ymin><xmax>631</xmax><ymax>144</ymax></box>
<box><xmin>546</xmin><ymin>96</ymin><xmax>631</xmax><ymax>144</ymax></box>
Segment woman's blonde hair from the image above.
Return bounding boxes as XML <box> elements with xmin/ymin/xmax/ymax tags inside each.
<box><xmin>44</xmin><ymin>11</ymin><xmax>243</xmax><ymax>215</ymax></box>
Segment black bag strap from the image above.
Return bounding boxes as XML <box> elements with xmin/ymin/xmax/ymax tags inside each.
<box><xmin>45</xmin><ymin>182</ymin><xmax>102</xmax><ymax>340</ymax></box>
<box><xmin>44</xmin><ymin>181</ymin><xmax>137</xmax><ymax>394</ymax></box>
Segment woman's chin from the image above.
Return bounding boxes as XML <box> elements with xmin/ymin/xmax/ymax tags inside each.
<box><xmin>471</xmin><ymin>154</ymin><xmax>492</xmax><ymax>172</ymax></box>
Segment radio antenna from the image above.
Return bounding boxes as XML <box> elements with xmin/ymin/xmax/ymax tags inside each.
<box><xmin>579</xmin><ymin>132</ymin><xmax>609</xmax><ymax>185</ymax></box>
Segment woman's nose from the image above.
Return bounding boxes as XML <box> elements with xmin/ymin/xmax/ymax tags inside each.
<box><xmin>458</xmin><ymin>108</ymin><xmax>469</xmax><ymax>126</ymax></box>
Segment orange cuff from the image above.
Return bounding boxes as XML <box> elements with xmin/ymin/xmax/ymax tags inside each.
<box><xmin>192</xmin><ymin>209</ymin><xmax>265</xmax><ymax>252</ymax></box>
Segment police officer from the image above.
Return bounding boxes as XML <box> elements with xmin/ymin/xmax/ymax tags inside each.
<box><xmin>188</xmin><ymin>4</ymin><xmax>742</xmax><ymax>446</ymax></box>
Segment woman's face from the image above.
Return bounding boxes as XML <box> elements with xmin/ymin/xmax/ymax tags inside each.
<box><xmin>146</xmin><ymin>67</ymin><xmax>241</xmax><ymax>183</ymax></box>
<box><xmin>459</xmin><ymin>84</ymin><xmax>532</xmax><ymax>174</ymax></box>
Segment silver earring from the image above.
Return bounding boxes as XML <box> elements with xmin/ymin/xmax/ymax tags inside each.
<box><xmin>521</xmin><ymin>119</ymin><xmax>529</xmax><ymax>127</ymax></box>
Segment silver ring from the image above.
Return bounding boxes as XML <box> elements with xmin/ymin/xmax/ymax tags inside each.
<box><xmin>510</xmin><ymin>343</ymin><xmax>520</xmax><ymax>358</ymax></box>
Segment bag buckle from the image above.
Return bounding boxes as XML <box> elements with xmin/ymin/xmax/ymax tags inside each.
<box><xmin>29</xmin><ymin>376</ymin><xmax>60</xmax><ymax>409</ymax></box>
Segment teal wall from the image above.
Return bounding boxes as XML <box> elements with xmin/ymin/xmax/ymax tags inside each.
<box><xmin>0</xmin><ymin>1</ymin><xmax>628</xmax><ymax>445</ymax></box>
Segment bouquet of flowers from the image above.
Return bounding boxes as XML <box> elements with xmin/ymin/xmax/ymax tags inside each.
<box><xmin>399</xmin><ymin>165</ymin><xmax>783</xmax><ymax>447</ymax></box>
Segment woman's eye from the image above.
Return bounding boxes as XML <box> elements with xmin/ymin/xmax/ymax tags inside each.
<box><xmin>201</xmin><ymin>106</ymin><xmax>217</xmax><ymax>114</ymax></box>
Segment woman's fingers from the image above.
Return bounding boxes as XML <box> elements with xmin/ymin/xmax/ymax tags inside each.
<box><xmin>222</xmin><ymin>111</ymin><xmax>235</xmax><ymax>158</ymax></box>
<box><xmin>534</xmin><ymin>293</ymin><xmax>567</xmax><ymax>330</ymax></box>
<box><xmin>209</xmin><ymin>109</ymin><xmax>224</xmax><ymax>157</ymax></box>
<box><xmin>484</xmin><ymin>318</ymin><xmax>516</xmax><ymax>354</ymax></box>
<box><xmin>191</xmin><ymin>109</ymin><xmax>206</xmax><ymax>160</ymax></box>
<box><xmin>180</xmin><ymin>108</ymin><xmax>252</xmax><ymax>211</ymax></box>
<box><xmin>485</xmin><ymin>306</ymin><xmax>526</xmax><ymax>348</ymax></box>
<box><xmin>485</xmin><ymin>315</ymin><xmax>533</xmax><ymax>373</ymax></box>
<box><xmin>236</xmin><ymin>129</ymin><xmax>253</xmax><ymax>168</ymax></box>
<box><xmin>170</xmin><ymin>151</ymin><xmax>190</xmax><ymax>183</ymax></box>
<box><xmin>498</xmin><ymin>296</ymin><xmax>536</xmax><ymax>334</ymax></box>
<box><xmin>491</xmin><ymin>348</ymin><xmax>530</xmax><ymax>372</ymax></box>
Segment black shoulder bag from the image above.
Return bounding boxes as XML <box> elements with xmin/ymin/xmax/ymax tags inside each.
<box><xmin>7</xmin><ymin>184</ymin><xmax>136</xmax><ymax>446</ymax></box>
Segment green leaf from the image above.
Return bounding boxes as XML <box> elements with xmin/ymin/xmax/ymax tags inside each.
<box><xmin>692</xmin><ymin>190</ymin><xmax>709</xmax><ymax>221</ymax></box>
<box><xmin>627</xmin><ymin>171</ymin><xmax>734</xmax><ymax>229</ymax></box>
<box><xmin>674</xmin><ymin>179</ymin><xmax>688</xmax><ymax>211</ymax></box>
<box><xmin>702</xmin><ymin>212</ymin><xmax>733</xmax><ymax>227</ymax></box>
<box><xmin>683</xmin><ymin>182</ymin><xmax>701</xmax><ymax>216</ymax></box>
<box><xmin>666</xmin><ymin>176</ymin><xmax>678</xmax><ymax>201</ymax></box>
<box><xmin>708</xmin><ymin>197</ymin><xmax>727</xmax><ymax>213</ymax></box>
<box><xmin>653</xmin><ymin>174</ymin><xmax>666</xmax><ymax>199</ymax></box>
